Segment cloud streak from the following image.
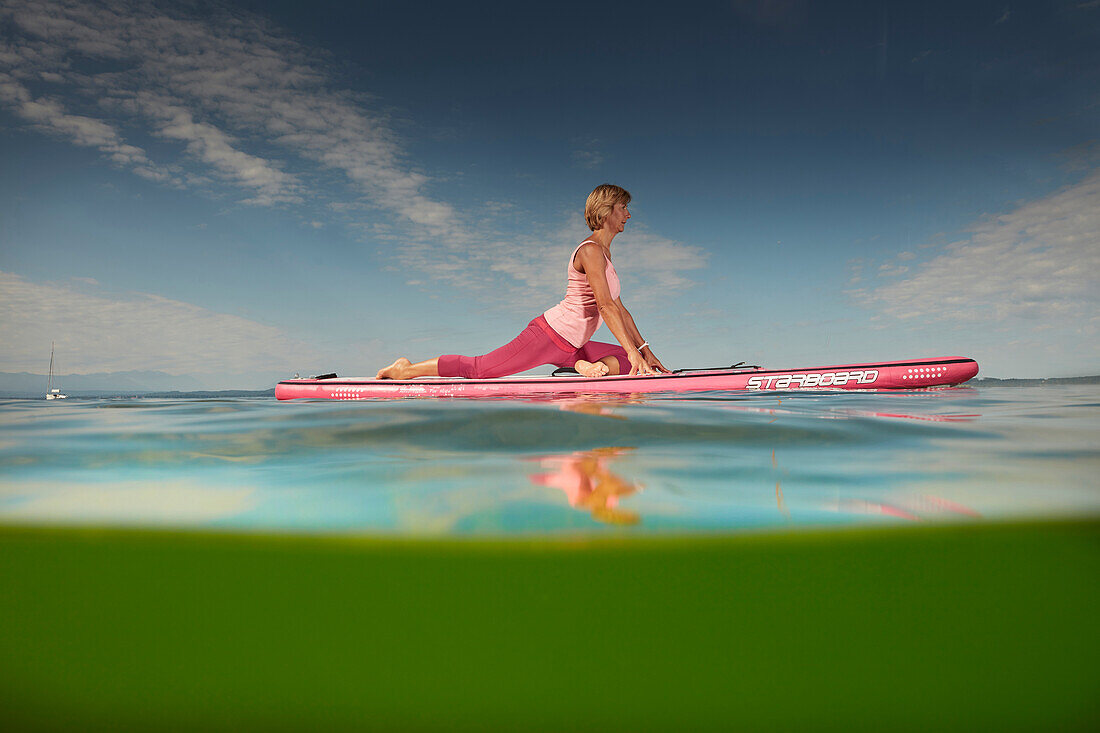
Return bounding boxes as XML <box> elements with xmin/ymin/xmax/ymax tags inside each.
<box><xmin>0</xmin><ymin>0</ymin><xmax>705</xmax><ymax>313</ymax></box>
<box><xmin>0</xmin><ymin>0</ymin><xmax>457</xmax><ymax>229</ymax></box>
<box><xmin>0</xmin><ymin>74</ymin><xmax>178</xmax><ymax>183</ymax></box>
<box><xmin>0</xmin><ymin>271</ymin><xmax>314</xmax><ymax>374</ymax></box>
<box><xmin>405</xmin><ymin>211</ymin><xmax>708</xmax><ymax>311</ymax></box>
<box><xmin>857</xmin><ymin>170</ymin><xmax>1100</xmax><ymax>327</ymax></box>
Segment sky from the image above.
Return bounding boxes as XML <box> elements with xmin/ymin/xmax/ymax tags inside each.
<box><xmin>0</xmin><ymin>0</ymin><xmax>1097</xmax><ymax>387</ymax></box>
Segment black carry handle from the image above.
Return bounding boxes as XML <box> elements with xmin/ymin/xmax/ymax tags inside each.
<box><xmin>310</xmin><ymin>373</ymin><xmax>338</xmax><ymax>380</ymax></box>
<box><xmin>551</xmin><ymin>362</ymin><xmax>761</xmax><ymax>377</ymax></box>
<box><xmin>672</xmin><ymin>362</ymin><xmax>761</xmax><ymax>374</ymax></box>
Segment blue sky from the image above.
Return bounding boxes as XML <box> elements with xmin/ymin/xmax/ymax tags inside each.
<box><xmin>1</xmin><ymin>0</ymin><xmax>1097</xmax><ymax>386</ymax></box>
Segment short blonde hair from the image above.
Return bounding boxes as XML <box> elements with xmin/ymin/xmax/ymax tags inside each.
<box><xmin>584</xmin><ymin>184</ymin><xmax>632</xmax><ymax>231</ymax></box>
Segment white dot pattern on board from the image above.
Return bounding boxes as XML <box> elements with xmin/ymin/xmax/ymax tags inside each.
<box><xmin>329</xmin><ymin>387</ymin><xmax>368</xmax><ymax>400</ymax></box>
<box><xmin>903</xmin><ymin>364</ymin><xmax>950</xmax><ymax>381</ymax></box>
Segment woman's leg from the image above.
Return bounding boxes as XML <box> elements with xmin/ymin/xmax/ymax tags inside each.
<box><xmin>385</xmin><ymin>320</ymin><xmax>567</xmax><ymax>380</ymax></box>
<box><xmin>376</xmin><ymin>357</ymin><xmax>439</xmax><ymax>379</ymax></box>
<box><xmin>574</xmin><ymin>341</ymin><xmax>630</xmax><ymax>376</ymax></box>
<box><xmin>440</xmin><ymin>322</ymin><xmax>572</xmax><ymax>379</ymax></box>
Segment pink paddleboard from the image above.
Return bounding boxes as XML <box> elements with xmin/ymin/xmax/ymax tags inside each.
<box><xmin>275</xmin><ymin>356</ymin><xmax>979</xmax><ymax>400</ymax></box>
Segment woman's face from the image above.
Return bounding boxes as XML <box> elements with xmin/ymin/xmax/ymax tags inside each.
<box><xmin>606</xmin><ymin>202</ymin><xmax>631</xmax><ymax>232</ymax></box>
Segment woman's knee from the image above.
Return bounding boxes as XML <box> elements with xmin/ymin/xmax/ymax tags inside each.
<box><xmin>468</xmin><ymin>355</ymin><xmax>495</xmax><ymax>379</ymax></box>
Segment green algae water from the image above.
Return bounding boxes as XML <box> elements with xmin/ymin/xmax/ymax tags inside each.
<box><xmin>1</xmin><ymin>385</ymin><xmax>1098</xmax><ymax>731</ymax></box>
<box><xmin>2</xmin><ymin>385</ymin><xmax>1098</xmax><ymax>533</ymax></box>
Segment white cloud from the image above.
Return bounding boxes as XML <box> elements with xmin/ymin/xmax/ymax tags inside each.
<box><xmin>0</xmin><ymin>0</ymin><xmax>706</xmax><ymax>305</ymax></box>
<box><xmin>398</xmin><ymin>211</ymin><xmax>708</xmax><ymax>310</ymax></box>
<box><xmin>569</xmin><ymin>136</ymin><xmax>607</xmax><ymax>169</ymax></box>
<box><xmin>877</xmin><ymin>263</ymin><xmax>909</xmax><ymax>276</ymax></box>
<box><xmin>571</xmin><ymin>147</ymin><xmax>605</xmax><ymax>170</ymax></box>
<box><xmin>0</xmin><ymin>271</ymin><xmax>315</xmax><ymax>373</ymax></box>
<box><xmin>858</xmin><ymin>170</ymin><xmax>1100</xmax><ymax>325</ymax></box>
<box><xmin>0</xmin><ymin>76</ymin><xmax>180</xmax><ymax>183</ymax></box>
<box><xmin>134</xmin><ymin>92</ymin><xmax>303</xmax><ymax>205</ymax></box>
<box><xmin>0</xmin><ymin>0</ymin><xmax>457</xmax><ymax>232</ymax></box>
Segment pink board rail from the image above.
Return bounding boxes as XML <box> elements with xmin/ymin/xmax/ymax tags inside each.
<box><xmin>275</xmin><ymin>356</ymin><xmax>979</xmax><ymax>400</ymax></box>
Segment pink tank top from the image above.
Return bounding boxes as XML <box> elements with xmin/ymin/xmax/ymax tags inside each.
<box><xmin>543</xmin><ymin>240</ymin><xmax>621</xmax><ymax>348</ymax></box>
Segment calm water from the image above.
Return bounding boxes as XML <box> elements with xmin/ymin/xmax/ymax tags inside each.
<box><xmin>1</xmin><ymin>385</ymin><xmax>1098</xmax><ymax>535</ymax></box>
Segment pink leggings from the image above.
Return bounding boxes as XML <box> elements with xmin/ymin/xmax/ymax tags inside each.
<box><xmin>438</xmin><ymin>316</ymin><xmax>630</xmax><ymax>379</ymax></box>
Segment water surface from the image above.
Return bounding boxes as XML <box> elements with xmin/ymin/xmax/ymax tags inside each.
<box><xmin>2</xmin><ymin>385</ymin><xmax>1097</xmax><ymax>535</ymax></box>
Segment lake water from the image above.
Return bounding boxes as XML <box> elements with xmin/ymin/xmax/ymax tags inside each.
<box><xmin>2</xmin><ymin>385</ymin><xmax>1098</xmax><ymax>535</ymax></box>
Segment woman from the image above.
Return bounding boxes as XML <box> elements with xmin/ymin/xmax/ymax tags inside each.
<box><xmin>376</xmin><ymin>184</ymin><xmax>667</xmax><ymax>380</ymax></box>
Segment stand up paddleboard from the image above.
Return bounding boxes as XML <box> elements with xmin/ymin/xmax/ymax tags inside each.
<box><xmin>275</xmin><ymin>356</ymin><xmax>978</xmax><ymax>400</ymax></box>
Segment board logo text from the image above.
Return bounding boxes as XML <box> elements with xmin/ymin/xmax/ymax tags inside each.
<box><xmin>746</xmin><ymin>370</ymin><xmax>879</xmax><ymax>390</ymax></box>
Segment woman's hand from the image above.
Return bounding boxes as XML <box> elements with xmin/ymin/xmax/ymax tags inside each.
<box><xmin>642</xmin><ymin>347</ymin><xmax>669</xmax><ymax>373</ymax></box>
<box><xmin>628</xmin><ymin>349</ymin><xmax>657</xmax><ymax>376</ymax></box>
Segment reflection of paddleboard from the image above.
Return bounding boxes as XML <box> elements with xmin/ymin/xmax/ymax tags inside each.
<box><xmin>275</xmin><ymin>356</ymin><xmax>978</xmax><ymax>400</ymax></box>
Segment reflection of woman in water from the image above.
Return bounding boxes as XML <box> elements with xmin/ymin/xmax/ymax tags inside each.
<box><xmin>377</xmin><ymin>184</ymin><xmax>668</xmax><ymax>380</ymax></box>
<box><xmin>530</xmin><ymin>447</ymin><xmax>641</xmax><ymax>525</ymax></box>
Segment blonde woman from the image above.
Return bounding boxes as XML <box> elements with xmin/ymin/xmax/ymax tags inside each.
<box><xmin>377</xmin><ymin>184</ymin><xmax>668</xmax><ymax>380</ymax></box>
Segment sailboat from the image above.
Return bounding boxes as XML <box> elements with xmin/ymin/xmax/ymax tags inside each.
<box><xmin>45</xmin><ymin>342</ymin><xmax>67</xmax><ymax>400</ymax></box>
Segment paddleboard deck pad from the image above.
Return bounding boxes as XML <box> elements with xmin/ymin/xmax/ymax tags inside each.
<box><xmin>275</xmin><ymin>356</ymin><xmax>978</xmax><ymax>400</ymax></box>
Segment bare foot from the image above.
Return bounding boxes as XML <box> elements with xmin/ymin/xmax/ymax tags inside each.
<box><xmin>376</xmin><ymin>357</ymin><xmax>412</xmax><ymax>379</ymax></box>
<box><xmin>574</xmin><ymin>360</ymin><xmax>609</xmax><ymax>377</ymax></box>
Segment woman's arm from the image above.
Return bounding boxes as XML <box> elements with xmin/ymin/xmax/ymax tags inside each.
<box><xmin>575</xmin><ymin>245</ymin><xmax>654</xmax><ymax>376</ymax></box>
<box><xmin>615</xmin><ymin>297</ymin><xmax>668</xmax><ymax>373</ymax></box>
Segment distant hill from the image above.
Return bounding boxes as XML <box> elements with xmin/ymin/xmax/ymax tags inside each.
<box><xmin>0</xmin><ymin>370</ymin><xmax>208</xmax><ymax>396</ymax></box>
<box><xmin>973</xmin><ymin>375</ymin><xmax>1100</xmax><ymax>386</ymax></box>
<box><xmin>87</xmin><ymin>389</ymin><xmax>276</xmax><ymax>399</ymax></box>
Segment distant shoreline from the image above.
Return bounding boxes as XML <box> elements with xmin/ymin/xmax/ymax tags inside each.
<box><xmin>0</xmin><ymin>389</ymin><xmax>277</xmax><ymax>400</ymax></box>
<box><xmin>972</xmin><ymin>375</ymin><xmax>1100</xmax><ymax>386</ymax></box>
